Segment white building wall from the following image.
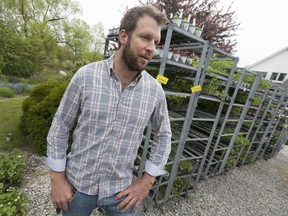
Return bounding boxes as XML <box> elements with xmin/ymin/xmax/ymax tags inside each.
<box><xmin>248</xmin><ymin>49</ymin><xmax>288</xmax><ymax>82</ymax></box>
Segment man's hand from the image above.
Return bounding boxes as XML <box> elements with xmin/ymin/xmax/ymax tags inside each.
<box><xmin>50</xmin><ymin>171</ymin><xmax>73</xmax><ymax>212</ymax></box>
<box><xmin>115</xmin><ymin>173</ymin><xmax>155</xmax><ymax>212</ymax></box>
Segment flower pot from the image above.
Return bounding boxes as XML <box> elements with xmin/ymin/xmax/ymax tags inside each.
<box><xmin>154</xmin><ymin>48</ymin><xmax>163</xmax><ymax>58</ymax></box>
<box><xmin>186</xmin><ymin>57</ymin><xmax>193</xmax><ymax>65</ymax></box>
<box><xmin>167</xmin><ymin>51</ymin><xmax>173</xmax><ymax>60</ymax></box>
<box><xmin>194</xmin><ymin>27</ymin><xmax>203</xmax><ymax>37</ymax></box>
<box><xmin>171</xmin><ymin>18</ymin><xmax>182</xmax><ymax>28</ymax></box>
<box><xmin>180</xmin><ymin>21</ymin><xmax>190</xmax><ymax>31</ymax></box>
<box><xmin>179</xmin><ymin>55</ymin><xmax>187</xmax><ymax>64</ymax></box>
<box><xmin>188</xmin><ymin>24</ymin><xmax>196</xmax><ymax>35</ymax></box>
<box><xmin>172</xmin><ymin>53</ymin><xmax>181</xmax><ymax>62</ymax></box>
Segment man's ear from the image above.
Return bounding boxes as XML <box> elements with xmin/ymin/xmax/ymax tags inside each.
<box><xmin>119</xmin><ymin>29</ymin><xmax>128</xmax><ymax>46</ymax></box>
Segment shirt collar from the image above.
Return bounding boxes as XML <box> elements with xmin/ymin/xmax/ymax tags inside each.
<box><xmin>108</xmin><ymin>54</ymin><xmax>143</xmax><ymax>83</ymax></box>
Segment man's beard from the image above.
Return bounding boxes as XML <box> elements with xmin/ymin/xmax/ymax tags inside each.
<box><xmin>122</xmin><ymin>39</ymin><xmax>146</xmax><ymax>73</ymax></box>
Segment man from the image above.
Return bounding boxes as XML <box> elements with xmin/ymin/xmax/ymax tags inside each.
<box><xmin>42</xmin><ymin>5</ymin><xmax>171</xmax><ymax>216</ymax></box>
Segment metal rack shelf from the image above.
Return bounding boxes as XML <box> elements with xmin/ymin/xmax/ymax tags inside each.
<box><xmin>104</xmin><ymin>19</ymin><xmax>288</xmax><ymax>205</ymax></box>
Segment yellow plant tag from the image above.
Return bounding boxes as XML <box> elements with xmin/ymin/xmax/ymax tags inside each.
<box><xmin>156</xmin><ymin>74</ymin><xmax>169</xmax><ymax>84</ymax></box>
<box><xmin>191</xmin><ymin>85</ymin><xmax>202</xmax><ymax>92</ymax></box>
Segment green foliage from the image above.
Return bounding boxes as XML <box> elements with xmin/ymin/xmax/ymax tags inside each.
<box><xmin>202</xmin><ymin>75</ymin><xmax>224</xmax><ymax>97</ymax></box>
<box><xmin>0</xmin><ymin>149</ymin><xmax>28</xmax><ymax>215</ymax></box>
<box><xmin>0</xmin><ymin>23</ymin><xmax>45</xmax><ymax>77</ymax></box>
<box><xmin>171</xmin><ymin>176</ymin><xmax>186</xmax><ymax>198</ymax></box>
<box><xmin>71</xmin><ymin>60</ymin><xmax>90</xmax><ymax>74</ymax></box>
<box><xmin>0</xmin><ymin>83</ymin><xmax>31</xmax><ymax>97</ymax></box>
<box><xmin>258</xmin><ymin>77</ymin><xmax>272</xmax><ymax>90</ymax></box>
<box><xmin>0</xmin><ymin>0</ymin><xmax>104</xmax><ymax>78</ymax></box>
<box><xmin>61</xmin><ymin>60</ymin><xmax>74</xmax><ymax>71</ymax></box>
<box><xmin>164</xmin><ymin>159</ymin><xmax>194</xmax><ymax>198</ymax></box>
<box><xmin>0</xmin><ymin>87</ymin><xmax>15</xmax><ymax>98</ymax></box>
<box><xmin>233</xmin><ymin>73</ymin><xmax>255</xmax><ymax>87</ymax></box>
<box><xmin>20</xmin><ymin>81</ymin><xmax>69</xmax><ymax>155</ymax></box>
<box><xmin>0</xmin><ymin>73</ymin><xmax>8</xmax><ymax>82</ymax></box>
<box><xmin>234</xmin><ymin>92</ymin><xmax>247</xmax><ymax>104</ymax></box>
<box><xmin>222</xmin><ymin>135</ymin><xmax>250</xmax><ymax>167</ymax></box>
<box><xmin>0</xmin><ymin>185</ymin><xmax>28</xmax><ymax>216</ymax></box>
<box><xmin>207</xmin><ymin>60</ymin><xmax>233</xmax><ymax>76</ymax></box>
<box><xmin>252</xmin><ymin>96</ymin><xmax>262</xmax><ymax>107</ymax></box>
<box><xmin>0</xmin><ymin>149</ymin><xmax>25</xmax><ymax>189</ymax></box>
<box><xmin>178</xmin><ymin>160</ymin><xmax>194</xmax><ymax>174</ymax></box>
<box><xmin>197</xmin><ymin>99</ymin><xmax>219</xmax><ymax>113</ymax></box>
<box><xmin>0</xmin><ymin>97</ymin><xmax>27</xmax><ymax>150</ymax></box>
<box><xmin>144</xmin><ymin>66</ymin><xmax>158</xmax><ymax>78</ymax></box>
<box><xmin>0</xmin><ymin>55</ymin><xmax>5</xmax><ymax>73</ymax></box>
<box><xmin>166</xmin><ymin>95</ymin><xmax>189</xmax><ymax>110</ymax></box>
<box><xmin>235</xmin><ymin>135</ymin><xmax>250</xmax><ymax>148</ymax></box>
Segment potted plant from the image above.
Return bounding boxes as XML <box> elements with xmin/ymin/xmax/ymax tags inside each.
<box><xmin>167</xmin><ymin>45</ymin><xmax>174</xmax><ymax>60</ymax></box>
<box><xmin>179</xmin><ymin>50</ymin><xmax>189</xmax><ymax>64</ymax></box>
<box><xmin>154</xmin><ymin>45</ymin><xmax>163</xmax><ymax>58</ymax></box>
<box><xmin>195</xmin><ymin>24</ymin><xmax>204</xmax><ymax>37</ymax></box>
<box><xmin>158</xmin><ymin>44</ymin><xmax>174</xmax><ymax>60</ymax></box>
<box><xmin>172</xmin><ymin>47</ymin><xmax>181</xmax><ymax>62</ymax></box>
<box><xmin>180</xmin><ymin>14</ymin><xmax>191</xmax><ymax>31</ymax></box>
<box><xmin>170</xmin><ymin>11</ymin><xmax>182</xmax><ymax>28</ymax></box>
<box><xmin>188</xmin><ymin>18</ymin><xmax>196</xmax><ymax>35</ymax></box>
<box><xmin>186</xmin><ymin>53</ymin><xmax>195</xmax><ymax>66</ymax></box>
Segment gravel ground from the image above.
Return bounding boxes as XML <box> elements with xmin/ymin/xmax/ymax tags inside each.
<box><xmin>22</xmin><ymin>145</ymin><xmax>288</xmax><ymax>216</ymax></box>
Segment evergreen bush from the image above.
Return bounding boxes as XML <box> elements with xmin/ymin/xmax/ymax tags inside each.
<box><xmin>0</xmin><ymin>86</ymin><xmax>16</xmax><ymax>98</ymax></box>
<box><xmin>20</xmin><ymin>80</ymin><xmax>69</xmax><ymax>155</ymax></box>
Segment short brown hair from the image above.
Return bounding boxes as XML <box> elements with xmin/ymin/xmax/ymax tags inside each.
<box><xmin>120</xmin><ymin>5</ymin><xmax>168</xmax><ymax>35</ymax></box>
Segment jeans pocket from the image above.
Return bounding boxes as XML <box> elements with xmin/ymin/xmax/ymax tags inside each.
<box><xmin>68</xmin><ymin>185</ymin><xmax>79</xmax><ymax>203</ymax></box>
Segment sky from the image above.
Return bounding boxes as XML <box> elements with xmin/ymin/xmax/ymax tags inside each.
<box><xmin>77</xmin><ymin>0</ymin><xmax>288</xmax><ymax>67</ymax></box>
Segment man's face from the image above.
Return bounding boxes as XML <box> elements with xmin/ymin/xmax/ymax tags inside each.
<box><xmin>122</xmin><ymin>15</ymin><xmax>161</xmax><ymax>73</ymax></box>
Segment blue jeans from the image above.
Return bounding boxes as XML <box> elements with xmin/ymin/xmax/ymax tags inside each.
<box><xmin>62</xmin><ymin>189</ymin><xmax>140</xmax><ymax>216</ymax></box>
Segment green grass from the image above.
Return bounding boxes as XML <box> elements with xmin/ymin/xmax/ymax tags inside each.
<box><xmin>0</xmin><ymin>97</ymin><xmax>28</xmax><ymax>151</ymax></box>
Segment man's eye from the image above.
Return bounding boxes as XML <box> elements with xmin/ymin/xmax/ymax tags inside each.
<box><xmin>142</xmin><ymin>36</ymin><xmax>150</xmax><ymax>40</ymax></box>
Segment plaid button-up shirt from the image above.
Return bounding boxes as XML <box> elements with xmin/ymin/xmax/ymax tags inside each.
<box><xmin>43</xmin><ymin>56</ymin><xmax>171</xmax><ymax>200</ymax></box>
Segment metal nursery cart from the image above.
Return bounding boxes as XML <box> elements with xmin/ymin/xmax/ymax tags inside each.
<box><xmin>104</xmin><ymin>20</ymin><xmax>288</xmax><ymax>204</ymax></box>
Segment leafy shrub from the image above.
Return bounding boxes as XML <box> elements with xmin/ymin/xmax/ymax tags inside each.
<box><xmin>0</xmin><ymin>83</ymin><xmax>31</xmax><ymax>96</ymax></box>
<box><xmin>0</xmin><ymin>184</ymin><xmax>28</xmax><ymax>216</ymax></box>
<box><xmin>20</xmin><ymin>80</ymin><xmax>69</xmax><ymax>155</ymax></box>
<box><xmin>0</xmin><ymin>74</ymin><xmax>8</xmax><ymax>82</ymax></box>
<box><xmin>0</xmin><ymin>149</ymin><xmax>26</xmax><ymax>190</ymax></box>
<box><xmin>61</xmin><ymin>60</ymin><xmax>74</xmax><ymax>71</ymax></box>
<box><xmin>0</xmin><ymin>149</ymin><xmax>28</xmax><ymax>215</ymax></box>
<box><xmin>0</xmin><ymin>86</ymin><xmax>16</xmax><ymax>98</ymax></box>
<box><xmin>25</xmin><ymin>74</ymin><xmax>48</xmax><ymax>85</ymax></box>
<box><xmin>71</xmin><ymin>60</ymin><xmax>89</xmax><ymax>74</ymax></box>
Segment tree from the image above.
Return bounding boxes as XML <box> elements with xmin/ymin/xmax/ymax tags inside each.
<box><xmin>140</xmin><ymin>0</ymin><xmax>240</xmax><ymax>53</ymax></box>
<box><xmin>0</xmin><ymin>19</ymin><xmax>45</xmax><ymax>77</ymax></box>
<box><xmin>91</xmin><ymin>21</ymin><xmax>105</xmax><ymax>61</ymax></box>
<box><xmin>0</xmin><ymin>0</ymin><xmax>101</xmax><ymax>77</ymax></box>
<box><xmin>57</xmin><ymin>18</ymin><xmax>93</xmax><ymax>63</ymax></box>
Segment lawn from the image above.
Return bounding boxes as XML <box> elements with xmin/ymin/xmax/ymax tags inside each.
<box><xmin>0</xmin><ymin>97</ymin><xmax>28</xmax><ymax>151</ymax></box>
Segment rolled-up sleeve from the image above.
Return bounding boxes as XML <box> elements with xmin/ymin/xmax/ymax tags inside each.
<box><xmin>145</xmin><ymin>89</ymin><xmax>171</xmax><ymax>177</ymax></box>
<box><xmin>43</xmin><ymin>70</ymin><xmax>82</xmax><ymax>171</ymax></box>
